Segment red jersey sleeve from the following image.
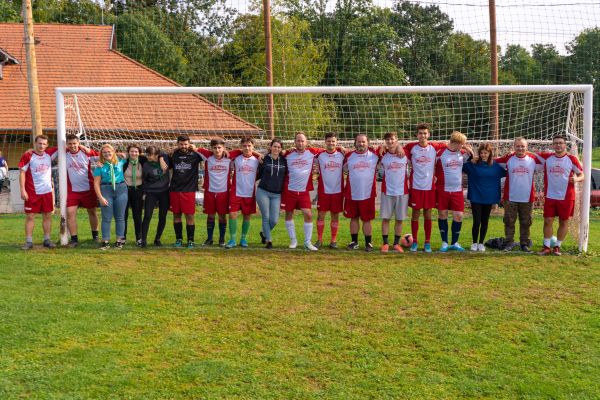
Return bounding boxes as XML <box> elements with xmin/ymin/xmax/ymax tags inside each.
<box><xmin>86</xmin><ymin>148</ymin><xmax>100</xmax><ymax>157</ymax></box>
<box><xmin>308</xmin><ymin>147</ymin><xmax>324</xmax><ymax>155</ymax></box>
<box><xmin>228</xmin><ymin>149</ymin><xmax>242</xmax><ymax>159</ymax></box>
<box><xmin>494</xmin><ymin>154</ymin><xmax>512</xmax><ymax>165</ymax></box>
<box><xmin>431</xmin><ymin>142</ymin><xmax>447</xmax><ymax>151</ymax></box>
<box><xmin>196</xmin><ymin>148</ymin><xmax>213</xmax><ymax>159</ymax></box>
<box><xmin>568</xmin><ymin>154</ymin><xmax>583</xmax><ymax>172</ymax></box>
<box><xmin>403</xmin><ymin>143</ymin><xmax>417</xmax><ymax>160</ymax></box>
<box><xmin>19</xmin><ymin>152</ymin><xmax>32</xmax><ymax>170</ymax></box>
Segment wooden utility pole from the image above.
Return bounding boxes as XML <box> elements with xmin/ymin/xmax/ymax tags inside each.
<box><xmin>489</xmin><ymin>0</ymin><xmax>499</xmax><ymax>142</ymax></box>
<box><xmin>23</xmin><ymin>0</ymin><xmax>43</xmax><ymax>142</ymax></box>
<box><xmin>263</xmin><ymin>0</ymin><xmax>275</xmax><ymax>139</ymax></box>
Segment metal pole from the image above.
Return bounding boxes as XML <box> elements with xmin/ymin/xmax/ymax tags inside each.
<box><xmin>579</xmin><ymin>86</ymin><xmax>593</xmax><ymax>252</ymax></box>
<box><xmin>56</xmin><ymin>91</ymin><xmax>69</xmax><ymax>246</ymax></box>
<box><xmin>489</xmin><ymin>0</ymin><xmax>499</xmax><ymax>142</ymax></box>
<box><xmin>23</xmin><ymin>0</ymin><xmax>43</xmax><ymax>142</ymax></box>
<box><xmin>263</xmin><ymin>0</ymin><xmax>275</xmax><ymax>139</ymax></box>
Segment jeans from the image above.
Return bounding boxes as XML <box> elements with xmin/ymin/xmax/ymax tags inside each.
<box><xmin>256</xmin><ymin>187</ymin><xmax>281</xmax><ymax>242</ymax></box>
<box><xmin>100</xmin><ymin>182</ymin><xmax>128</xmax><ymax>241</ymax></box>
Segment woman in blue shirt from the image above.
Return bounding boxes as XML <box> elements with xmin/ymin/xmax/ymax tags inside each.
<box><xmin>93</xmin><ymin>144</ymin><xmax>128</xmax><ymax>250</ymax></box>
<box><xmin>463</xmin><ymin>142</ymin><xmax>506</xmax><ymax>251</ymax></box>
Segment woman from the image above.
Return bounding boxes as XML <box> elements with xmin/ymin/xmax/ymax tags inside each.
<box><xmin>256</xmin><ymin>139</ymin><xmax>287</xmax><ymax>248</ymax></box>
<box><xmin>93</xmin><ymin>144</ymin><xmax>128</xmax><ymax>250</ymax></box>
<box><xmin>140</xmin><ymin>146</ymin><xmax>170</xmax><ymax>247</ymax></box>
<box><xmin>123</xmin><ymin>145</ymin><xmax>145</xmax><ymax>246</ymax></box>
<box><xmin>463</xmin><ymin>142</ymin><xmax>506</xmax><ymax>251</ymax></box>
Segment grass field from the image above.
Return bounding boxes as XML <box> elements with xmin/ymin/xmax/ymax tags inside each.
<box><xmin>593</xmin><ymin>146</ymin><xmax>600</xmax><ymax>168</ymax></box>
<box><xmin>1</xmin><ymin>210</ymin><xmax>599</xmax><ymax>399</ymax></box>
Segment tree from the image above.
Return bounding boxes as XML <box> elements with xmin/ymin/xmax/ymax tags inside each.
<box><xmin>531</xmin><ymin>44</ymin><xmax>565</xmax><ymax>84</ymax></box>
<box><xmin>443</xmin><ymin>32</ymin><xmax>491</xmax><ymax>85</ymax></box>
<box><xmin>0</xmin><ymin>0</ymin><xmax>19</xmax><ymax>22</ymax></box>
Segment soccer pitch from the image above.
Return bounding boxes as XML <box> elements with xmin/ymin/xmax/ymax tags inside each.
<box><xmin>0</xmin><ymin>211</ymin><xmax>599</xmax><ymax>398</ymax></box>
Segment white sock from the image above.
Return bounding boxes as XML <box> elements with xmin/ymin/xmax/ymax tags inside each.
<box><xmin>543</xmin><ymin>238</ymin><xmax>551</xmax><ymax>247</ymax></box>
<box><xmin>285</xmin><ymin>220</ymin><xmax>296</xmax><ymax>241</ymax></box>
<box><xmin>556</xmin><ymin>240</ymin><xmax>562</xmax><ymax>247</ymax></box>
<box><xmin>303</xmin><ymin>222</ymin><xmax>313</xmax><ymax>244</ymax></box>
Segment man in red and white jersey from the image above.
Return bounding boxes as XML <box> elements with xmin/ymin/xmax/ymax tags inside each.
<box><xmin>344</xmin><ymin>133</ymin><xmax>380</xmax><ymax>252</ymax></box>
<box><xmin>536</xmin><ymin>134</ymin><xmax>584</xmax><ymax>256</ymax></box>
<box><xmin>379</xmin><ymin>132</ymin><xmax>409</xmax><ymax>253</ymax></box>
<box><xmin>19</xmin><ymin>135</ymin><xmax>58</xmax><ymax>249</ymax></box>
<box><xmin>315</xmin><ymin>132</ymin><xmax>345</xmax><ymax>250</ymax></box>
<box><xmin>64</xmin><ymin>134</ymin><xmax>100</xmax><ymax>247</ymax></box>
<box><xmin>225</xmin><ymin>137</ymin><xmax>260</xmax><ymax>249</ymax></box>
<box><xmin>196</xmin><ymin>138</ymin><xmax>230</xmax><ymax>247</ymax></box>
<box><xmin>404</xmin><ymin>123</ymin><xmax>446</xmax><ymax>253</ymax></box>
<box><xmin>435</xmin><ymin>131</ymin><xmax>473</xmax><ymax>252</ymax></box>
<box><xmin>495</xmin><ymin>137</ymin><xmax>543</xmax><ymax>252</ymax></box>
<box><xmin>281</xmin><ymin>132</ymin><xmax>323</xmax><ymax>251</ymax></box>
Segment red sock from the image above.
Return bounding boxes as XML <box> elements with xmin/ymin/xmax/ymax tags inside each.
<box><xmin>424</xmin><ymin>218</ymin><xmax>432</xmax><ymax>243</ymax></box>
<box><xmin>317</xmin><ymin>220</ymin><xmax>325</xmax><ymax>241</ymax></box>
<box><xmin>330</xmin><ymin>221</ymin><xmax>339</xmax><ymax>242</ymax></box>
<box><xmin>411</xmin><ymin>220</ymin><xmax>419</xmax><ymax>243</ymax></box>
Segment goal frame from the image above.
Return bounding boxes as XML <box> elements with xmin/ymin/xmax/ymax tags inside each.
<box><xmin>55</xmin><ymin>85</ymin><xmax>594</xmax><ymax>251</ymax></box>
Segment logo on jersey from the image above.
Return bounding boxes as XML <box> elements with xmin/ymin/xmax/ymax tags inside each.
<box><xmin>290</xmin><ymin>159</ymin><xmax>310</xmax><ymax>168</ymax></box>
<box><xmin>239</xmin><ymin>164</ymin><xmax>256</xmax><ymax>174</ymax></box>
<box><xmin>352</xmin><ymin>161</ymin><xmax>372</xmax><ymax>171</ymax></box>
<box><xmin>549</xmin><ymin>164</ymin><xmax>566</xmax><ymax>176</ymax></box>
<box><xmin>444</xmin><ymin>159</ymin><xmax>462</xmax><ymax>169</ymax></box>
<box><xmin>175</xmin><ymin>162</ymin><xmax>192</xmax><ymax>171</ymax></box>
<box><xmin>512</xmin><ymin>165</ymin><xmax>530</xmax><ymax>175</ymax></box>
<box><xmin>33</xmin><ymin>163</ymin><xmax>50</xmax><ymax>174</ymax></box>
<box><xmin>209</xmin><ymin>164</ymin><xmax>229</xmax><ymax>172</ymax></box>
<box><xmin>386</xmin><ymin>161</ymin><xmax>406</xmax><ymax>171</ymax></box>
<box><xmin>414</xmin><ymin>155</ymin><xmax>433</xmax><ymax>165</ymax></box>
<box><xmin>323</xmin><ymin>161</ymin><xmax>342</xmax><ymax>171</ymax></box>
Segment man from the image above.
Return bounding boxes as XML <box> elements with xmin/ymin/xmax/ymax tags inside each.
<box><xmin>19</xmin><ymin>135</ymin><xmax>57</xmax><ymax>249</ymax></box>
<box><xmin>435</xmin><ymin>131</ymin><xmax>472</xmax><ymax>252</ymax></box>
<box><xmin>496</xmin><ymin>137</ymin><xmax>542</xmax><ymax>252</ymax></box>
<box><xmin>379</xmin><ymin>132</ymin><xmax>409</xmax><ymax>253</ymax></box>
<box><xmin>64</xmin><ymin>134</ymin><xmax>100</xmax><ymax>247</ymax></box>
<box><xmin>169</xmin><ymin>135</ymin><xmax>202</xmax><ymax>248</ymax></box>
<box><xmin>315</xmin><ymin>132</ymin><xmax>345</xmax><ymax>249</ymax></box>
<box><xmin>0</xmin><ymin>150</ymin><xmax>7</xmax><ymax>192</ymax></box>
<box><xmin>225</xmin><ymin>137</ymin><xmax>260</xmax><ymax>248</ymax></box>
<box><xmin>344</xmin><ymin>133</ymin><xmax>380</xmax><ymax>252</ymax></box>
<box><xmin>404</xmin><ymin>123</ymin><xmax>446</xmax><ymax>253</ymax></box>
<box><xmin>281</xmin><ymin>132</ymin><xmax>322</xmax><ymax>251</ymax></box>
<box><xmin>537</xmin><ymin>134</ymin><xmax>584</xmax><ymax>256</ymax></box>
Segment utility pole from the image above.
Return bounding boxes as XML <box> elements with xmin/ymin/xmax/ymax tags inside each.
<box><xmin>23</xmin><ymin>0</ymin><xmax>43</xmax><ymax>142</ymax></box>
<box><xmin>263</xmin><ymin>0</ymin><xmax>275</xmax><ymax>139</ymax></box>
<box><xmin>489</xmin><ymin>0</ymin><xmax>499</xmax><ymax>142</ymax></box>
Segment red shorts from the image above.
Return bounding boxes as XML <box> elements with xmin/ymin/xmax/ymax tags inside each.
<box><xmin>67</xmin><ymin>190</ymin><xmax>97</xmax><ymax>209</ymax></box>
<box><xmin>409</xmin><ymin>188</ymin><xmax>436</xmax><ymax>210</ymax></box>
<box><xmin>229</xmin><ymin>195</ymin><xmax>256</xmax><ymax>215</ymax></box>
<box><xmin>203</xmin><ymin>190</ymin><xmax>229</xmax><ymax>215</ymax></box>
<box><xmin>544</xmin><ymin>198</ymin><xmax>575</xmax><ymax>220</ymax></box>
<box><xmin>170</xmin><ymin>191</ymin><xmax>196</xmax><ymax>215</ymax></box>
<box><xmin>281</xmin><ymin>189</ymin><xmax>312</xmax><ymax>211</ymax></box>
<box><xmin>24</xmin><ymin>192</ymin><xmax>54</xmax><ymax>214</ymax></box>
<box><xmin>436</xmin><ymin>190</ymin><xmax>465</xmax><ymax>212</ymax></box>
<box><xmin>317</xmin><ymin>192</ymin><xmax>344</xmax><ymax>213</ymax></box>
<box><xmin>343</xmin><ymin>196</ymin><xmax>376</xmax><ymax>221</ymax></box>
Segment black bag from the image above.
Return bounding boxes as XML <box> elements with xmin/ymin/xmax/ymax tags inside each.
<box><xmin>485</xmin><ymin>237</ymin><xmax>505</xmax><ymax>250</ymax></box>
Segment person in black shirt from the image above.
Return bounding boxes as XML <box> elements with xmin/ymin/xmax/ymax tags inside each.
<box><xmin>140</xmin><ymin>146</ymin><xmax>170</xmax><ymax>247</ymax></box>
<box><xmin>169</xmin><ymin>135</ymin><xmax>202</xmax><ymax>248</ymax></box>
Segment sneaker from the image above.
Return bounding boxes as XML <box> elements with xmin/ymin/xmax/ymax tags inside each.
<box><xmin>439</xmin><ymin>242</ymin><xmax>449</xmax><ymax>253</ymax></box>
<box><xmin>470</xmin><ymin>243</ymin><xmax>478</xmax><ymax>252</ymax></box>
<box><xmin>154</xmin><ymin>239</ymin><xmax>162</xmax><ymax>247</ymax></box>
<box><xmin>380</xmin><ymin>244</ymin><xmax>389</xmax><ymax>253</ymax></box>
<box><xmin>225</xmin><ymin>240</ymin><xmax>236</xmax><ymax>249</ymax></box>
<box><xmin>173</xmin><ymin>239</ymin><xmax>184</xmax><ymax>248</ymax></box>
<box><xmin>392</xmin><ymin>244</ymin><xmax>404</xmax><ymax>253</ymax></box>
<box><xmin>365</xmin><ymin>242</ymin><xmax>374</xmax><ymax>253</ymax></box>
<box><xmin>67</xmin><ymin>240</ymin><xmax>79</xmax><ymax>248</ymax></box>
<box><xmin>259</xmin><ymin>231</ymin><xmax>266</xmax><ymax>244</ymax></box>
<box><xmin>265</xmin><ymin>241</ymin><xmax>273</xmax><ymax>249</ymax></box>
<box><xmin>99</xmin><ymin>241</ymin><xmax>111</xmax><ymax>250</ymax></box>
<box><xmin>43</xmin><ymin>239</ymin><xmax>56</xmax><ymax>249</ymax></box>
<box><xmin>347</xmin><ymin>241</ymin><xmax>359</xmax><ymax>250</ymax></box>
<box><xmin>218</xmin><ymin>239</ymin><xmax>225</xmax><ymax>247</ymax></box>
<box><xmin>187</xmin><ymin>241</ymin><xmax>195</xmax><ymax>249</ymax></box>
<box><xmin>289</xmin><ymin>240</ymin><xmax>298</xmax><ymax>249</ymax></box>
<box><xmin>538</xmin><ymin>246</ymin><xmax>552</xmax><ymax>256</ymax></box>
<box><xmin>329</xmin><ymin>242</ymin><xmax>338</xmax><ymax>249</ymax></box>
<box><xmin>424</xmin><ymin>243</ymin><xmax>432</xmax><ymax>253</ymax></box>
<box><xmin>552</xmin><ymin>246</ymin><xmax>562</xmax><ymax>256</ymax></box>
<box><xmin>21</xmin><ymin>241</ymin><xmax>33</xmax><ymax>250</ymax></box>
<box><xmin>314</xmin><ymin>240</ymin><xmax>323</xmax><ymax>249</ymax></box>
<box><xmin>93</xmin><ymin>236</ymin><xmax>101</xmax><ymax>244</ymax></box>
<box><xmin>304</xmin><ymin>241</ymin><xmax>318</xmax><ymax>251</ymax></box>
<box><xmin>114</xmin><ymin>241</ymin><xmax>124</xmax><ymax>250</ymax></box>
<box><xmin>503</xmin><ymin>241</ymin><xmax>517</xmax><ymax>252</ymax></box>
<box><xmin>520</xmin><ymin>244</ymin><xmax>532</xmax><ymax>253</ymax></box>
<box><xmin>203</xmin><ymin>239</ymin><xmax>214</xmax><ymax>246</ymax></box>
<box><xmin>240</xmin><ymin>239</ymin><xmax>249</xmax><ymax>248</ymax></box>
<box><xmin>136</xmin><ymin>239</ymin><xmax>143</xmax><ymax>247</ymax></box>
<box><xmin>409</xmin><ymin>242</ymin><xmax>418</xmax><ymax>252</ymax></box>
<box><xmin>449</xmin><ymin>243</ymin><xmax>465</xmax><ymax>252</ymax></box>
<box><xmin>477</xmin><ymin>243</ymin><xmax>486</xmax><ymax>252</ymax></box>
<box><xmin>140</xmin><ymin>240</ymin><xmax>147</xmax><ymax>248</ymax></box>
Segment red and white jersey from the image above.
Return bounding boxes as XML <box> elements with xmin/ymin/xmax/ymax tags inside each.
<box><xmin>380</xmin><ymin>152</ymin><xmax>409</xmax><ymax>196</ymax></box>
<box><xmin>197</xmin><ymin>148</ymin><xmax>230</xmax><ymax>193</ymax></box>
<box><xmin>435</xmin><ymin>148</ymin><xmax>466</xmax><ymax>193</ymax></box>
<box><xmin>496</xmin><ymin>152</ymin><xmax>542</xmax><ymax>202</ymax></box>
<box><xmin>19</xmin><ymin>148</ymin><xmax>58</xmax><ymax>195</ymax></box>
<box><xmin>537</xmin><ymin>152</ymin><xmax>583</xmax><ymax>201</ymax></box>
<box><xmin>316</xmin><ymin>150</ymin><xmax>345</xmax><ymax>195</ymax></box>
<box><xmin>284</xmin><ymin>148</ymin><xmax>322</xmax><ymax>192</ymax></box>
<box><xmin>344</xmin><ymin>150</ymin><xmax>379</xmax><ymax>201</ymax></box>
<box><xmin>66</xmin><ymin>148</ymin><xmax>99</xmax><ymax>193</ymax></box>
<box><xmin>404</xmin><ymin>142</ymin><xmax>446</xmax><ymax>191</ymax></box>
<box><xmin>229</xmin><ymin>150</ymin><xmax>259</xmax><ymax>198</ymax></box>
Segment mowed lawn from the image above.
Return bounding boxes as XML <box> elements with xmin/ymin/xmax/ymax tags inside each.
<box><xmin>0</xmin><ymin>210</ymin><xmax>599</xmax><ymax>399</ymax></box>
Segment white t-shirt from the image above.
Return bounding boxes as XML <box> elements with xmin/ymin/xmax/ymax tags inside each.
<box><xmin>284</xmin><ymin>148</ymin><xmax>320</xmax><ymax>192</ymax></box>
<box><xmin>66</xmin><ymin>149</ymin><xmax>98</xmax><ymax>193</ymax></box>
<box><xmin>537</xmin><ymin>152</ymin><xmax>583</xmax><ymax>201</ymax></box>
<box><xmin>496</xmin><ymin>152</ymin><xmax>542</xmax><ymax>202</ymax></box>
<box><xmin>404</xmin><ymin>142</ymin><xmax>446</xmax><ymax>191</ymax></box>
<box><xmin>380</xmin><ymin>152</ymin><xmax>408</xmax><ymax>196</ymax></box>
<box><xmin>435</xmin><ymin>148</ymin><xmax>466</xmax><ymax>193</ymax></box>
<box><xmin>19</xmin><ymin>148</ymin><xmax>58</xmax><ymax>195</ymax></box>
<box><xmin>317</xmin><ymin>150</ymin><xmax>345</xmax><ymax>194</ymax></box>
<box><xmin>198</xmin><ymin>149</ymin><xmax>230</xmax><ymax>193</ymax></box>
<box><xmin>230</xmin><ymin>151</ymin><xmax>259</xmax><ymax>198</ymax></box>
<box><xmin>344</xmin><ymin>150</ymin><xmax>379</xmax><ymax>200</ymax></box>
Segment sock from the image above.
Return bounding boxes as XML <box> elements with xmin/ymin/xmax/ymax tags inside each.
<box><xmin>330</xmin><ymin>221</ymin><xmax>339</xmax><ymax>242</ymax></box>
<box><xmin>365</xmin><ymin>235</ymin><xmax>372</xmax><ymax>245</ymax></box>
<box><xmin>186</xmin><ymin>224</ymin><xmax>195</xmax><ymax>243</ymax></box>
<box><xmin>438</xmin><ymin>218</ymin><xmax>448</xmax><ymax>244</ymax></box>
<box><xmin>206</xmin><ymin>218</ymin><xmax>215</xmax><ymax>241</ymax></box>
<box><xmin>218</xmin><ymin>222</ymin><xmax>227</xmax><ymax>242</ymax></box>
<box><xmin>317</xmin><ymin>220</ymin><xmax>325</xmax><ymax>241</ymax></box>
<box><xmin>70</xmin><ymin>235</ymin><xmax>78</xmax><ymax>242</ymax></box>
<box><xmin>382</xmin><ymin>234</ymin><xmax>389</xmax><ymax>245</ymax></box>
<box><xmin>26</xmin><ymin>236</ymin><xmax>33</xmax><ymax>243</ymax></box>
<box><xmin>543</xmin><ymin>237</ymin><xmax>551</xmax><ymax>247</ymax></box>
<box><xmin>303</xmin><ymin>222</ymin><xmax>313</xmax><ymax>244</ymax></box>
<box><xmin>229</xmin><ymin>218</ymin><xmax>238</xmax><ymax>242</ymax></box>
<box><xmin>393</xmin><ymin>235</ymin><xmax>400</xmax><ymax>245</ymax></box>
<box><xmin>174</xmin><ymin>222</ymin><xmax>183</xmax><ymax>240</ymax></box>
<box><xmin>451</xmin><ymin>220</ymin><xmax>462</xmax><ymax>245</ymax></box>
<box><xmin>241</xmin><ymin>219</ymin><xmax>250</xmax><ymax>240</ymax></box>
<box><xmin>91</xmin><ymin>230</ymin><xmax>98</xmax><ymax>239</ymax></box>
<box><xmin>556</xmin><ymin>240</ymin><xmax>562</xmax><ymax>247</ymax></box>
<box><xmin>44</xmin><ymin>234</ymin><xmax>50</xmax><ymax>241</ymax></box>
<box><xmin>285</xmin><ymin>220</ymin><xmax>296</xmax><ymax>242</ymax></box>
<box><xmin>351</xmin><ymin>233</ymin><xmax>358</xmax><ymax>243</ymax></box>
<box><xmin>411</xmin><ymin>220</ymin><xmax>419</xmax><ymax>244</ymax></box>
<box><xmin>424</xmin><ymin>219</ymin><xmax>432</xmax><ymax>243</ymax></box>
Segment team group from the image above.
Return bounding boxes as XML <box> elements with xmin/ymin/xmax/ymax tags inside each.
<box><xmin>18</xmin><ymin>123</ymin><xmax>584</xmax><ymax>255</ymax></box>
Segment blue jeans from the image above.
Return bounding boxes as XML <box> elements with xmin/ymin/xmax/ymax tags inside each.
<box><xmin>100</xmin><ymin>182</ymin><xmax>128</xmax><ymax>241</ymax></box>
<box><xmin>256</xmin><ymin>187</ymin><xmax>281</xmax><ymax>242</ymax></box>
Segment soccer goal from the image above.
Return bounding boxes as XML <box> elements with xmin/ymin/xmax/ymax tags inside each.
<box><xmin>55</xmin><ymin>85</ymin><xmax>594</xmax><ymax>251</ymax></box>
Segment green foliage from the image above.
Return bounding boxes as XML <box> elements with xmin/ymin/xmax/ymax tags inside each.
<box><xmin>0</xmin><ymin>0</ymin><xmax>19</xmax><ymax>22</ymax></box>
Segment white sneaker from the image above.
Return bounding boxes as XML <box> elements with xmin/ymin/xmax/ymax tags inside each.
<box><xmin>478</xmin><ymin>243</ymin><xmax>486</xmax><ymax>252</ymax></box>
<box><xmin>289</xmin><ymin>240</ymin><xmax>298</xmax><ymax>249</ymax></box>
<box><xmin>470</xmin><ymin>243</ymin><xmax>478</xmax><ymax>251</ymax></box>
<box><xmin>439</xmin><ymin>242</ymin><xmax>449</xmax><ymax>253</ymax></box>
<box><xmin>304</xmin><ymin>241</ymin><xmax>318</xmax><ymax>251</ymax></box>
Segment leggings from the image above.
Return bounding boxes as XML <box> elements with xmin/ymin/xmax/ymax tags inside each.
<box><xmin>471</xmin><ymin>203</ymin><xmax>493</xmax><ymax>244</ymax></box>
<box><xmin>124</xmin><ymin>186</ymin><xmax>144</xmax><ymax>241</ymax></box>
<box><xmin>142</xmin><ymin>190</ymin><xmax>170</xmax><ymax>242</ymax></box>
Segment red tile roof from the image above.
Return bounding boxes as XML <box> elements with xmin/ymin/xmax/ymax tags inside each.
<box><xmin>0</xmin><ymin>23</ymin><xmax>262</xmax><ymax>138</ymax></box>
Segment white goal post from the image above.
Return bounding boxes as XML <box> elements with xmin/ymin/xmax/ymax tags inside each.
<box><xmin>55</xmin><ymin>85</ymin><xmax>594</xmax><ymax>251</ymax></box>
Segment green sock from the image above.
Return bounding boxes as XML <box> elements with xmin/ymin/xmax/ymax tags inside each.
<box><xmin>229</xmin><ymin>218</ymin><xmax>238</xmax><ymax>242</ymax></box>
<box><xmin>241</xmin><ymin>220</ymin><xmax>250</xmax><ymax>240</ymax></box>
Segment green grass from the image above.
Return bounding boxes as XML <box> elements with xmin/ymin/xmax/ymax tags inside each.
<box><xmin>593</xmin><ymin>146</ymin><xmax>600</xmax><ymax>168</ymax></box>
<box><xmin>0</xmin><ymin>210</ymin><xmax>599</xmax><ymax>398</ymax></box>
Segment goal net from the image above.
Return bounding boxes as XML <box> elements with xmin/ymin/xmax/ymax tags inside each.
<box><xmin>55</xmin><ymin>85</ymin><xmax>593</xmax><ymax>251</ymax></box>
